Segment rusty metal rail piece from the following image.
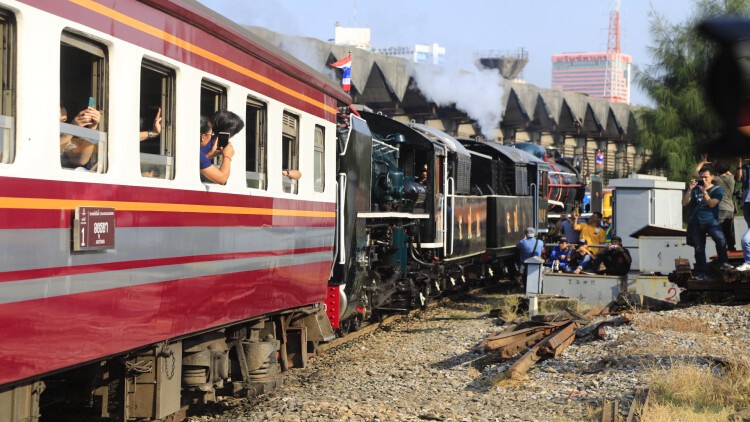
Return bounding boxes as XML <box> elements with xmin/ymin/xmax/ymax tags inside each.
<box><xmin>507</xmin><ymin>321</ymin><xmax>579</xmax><ymax>380</ymax></box>
<box><xmin>538</xmin><ymin>321</ymin><xmax>579</xmax><ymax>358</ymax></box>
<box><xmin>626</xmin><ymin>386</ymin><xmax>650</xmax><ymax>422</ymax></box>
<box><xmin>498</xmin><ymin>331</ymin><xmax>548</xmax><ymax>359</ymax></box>
<box><xmin>583</xmin><ymin>306</ymin><xmax>603</xmax><ymax>318</ymax></box>
<box><xmin>601</xmin><ymin>400</ymin><xmax>619</xmax><ymax>422</ymax></box>
<box><xmin>507</xmin><ymin>344</ymin><xmax>542</xmax><ymax>380</ymax></box>
<box><xmin>484</xmin><ymin>325</ymin><xmax>556</xmax><ymax>350</ymax></box>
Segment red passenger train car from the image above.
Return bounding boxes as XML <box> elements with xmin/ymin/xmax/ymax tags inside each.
<box><xmin>0</xmin><ymin>0</ymin><xmax>346</xmax><ymax>419</ymax></box>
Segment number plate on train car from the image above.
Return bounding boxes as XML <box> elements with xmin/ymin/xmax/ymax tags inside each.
<box><xmin>73</xmin><ymin>206</ymin><xmax>116</xmax><ymax>251</ymax></box>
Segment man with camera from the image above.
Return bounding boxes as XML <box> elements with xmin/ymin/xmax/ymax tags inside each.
<box><xmin>682</xmin><ymin>166</ymin><xmax>732</xmax><ymax>280</ymax></box>
<box><xmin>590</xmin><ymin>236</ymin><xmax>631</xmax><ymax>276</ymax></box>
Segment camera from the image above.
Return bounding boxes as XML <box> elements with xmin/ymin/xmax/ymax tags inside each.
<box><xmin>217</xmin><ymin>132</ymin><xmax>230</xmax><ymax>149</ymax></box>
<box><xmin>693</xmin><ymin>179</ymin><xmax>704</xmax><ymax>186</ymax></box>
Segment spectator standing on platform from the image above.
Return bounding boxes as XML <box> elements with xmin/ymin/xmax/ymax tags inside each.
<box><xmin>695</xmin><ymin>155</ymin><xmax>735</xmax><ymax>250</ymax></box>
<box><xmin>737</xmin><ymin>157</ymin><xmax>750</xmax><ymax>226</ymax></box>
<box><xmin>682</xmin><ymin>166</ymin><xmax>732</xmax><ymax>280</ymax></box>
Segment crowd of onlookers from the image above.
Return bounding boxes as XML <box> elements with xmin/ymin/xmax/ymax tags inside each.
<box><xmin>518</xmin><ymin>152</ymin><xmax>750</xmax><ymax>283</ymax></box>
<box><xmin>516</xmin><ymin>209</ymin><xmax>631</xmax><ymax>279</ymax></box>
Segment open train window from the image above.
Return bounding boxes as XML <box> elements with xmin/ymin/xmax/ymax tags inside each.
<box><xmin>59</xmin><ymin>31</ymin><xmax>107</xmax><ymax>173</ymax></box>
<box><xmin>245</xmin><ymin>97</ymin><xmax>267</xmax><ymax>189</ymax></box>
<box><xmin>139</xmin><ymin>60</ymin><xmax>175</xmax><ymax>179</ymax></box>
<box><xmin>199</xmin><ymin>80</ymin><xmax>226</xmax><ymax>183</ymax></box>
<box><xmin>313</xmin><ymin>125</ymin><xmax>325</xmax><ymax>192</ymax></box>
<box><xmin>281</xmin><ymin>111</ymin><xmax>299</xmax><ymax>194</ymax></box>
<box><xmin>200</xmin><ymin>80</ymin><xmax>226</xmax><ymax>117</ymax></box>
<box><xmin>0</xmin><ymin>10</ymin><xmax>15</xmax><ymax>165</ymax></box>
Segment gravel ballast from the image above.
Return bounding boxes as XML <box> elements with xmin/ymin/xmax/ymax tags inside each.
<box><xmin>187</xmin><ymin>289</ymin><xmax>750</xmax><ymax>421</ymax></box>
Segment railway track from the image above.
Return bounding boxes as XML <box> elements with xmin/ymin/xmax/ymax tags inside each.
<box><xmin>188</xmin><ymin>284</ymin><xmax>750</xmax><ymax>421</ymax></box>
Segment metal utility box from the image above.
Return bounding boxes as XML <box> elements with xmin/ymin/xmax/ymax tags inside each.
<box><xmin>524</xmin><ymin>256</ymin><xmax>545</xmax><ymax>296</ymax></box>
<box><xmin>626</xmin><ymin>275</ymin><xmax>682</xmax><ymax>304</ymax></box>
<box><xmin>631</xmin><ymin>226</ymin><xmax>717</xmax><ymax>273</ymax></box>
<box><xmin>638</xmin><ymin>236</ymin><xmax>695</xmax><ymax>273</ymax></box>
<box><xmin>609</xmin><ymin>175</ymin><xmax>685</xmax><ymax>271</ymax></box>
<box><xmin>542</xmin><ymin>273</ymin><xmax>626</xmax><ymax>307</ymax></box>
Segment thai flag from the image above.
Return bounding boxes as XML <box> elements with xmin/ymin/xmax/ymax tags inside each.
<box><xmin>595</xmin><ymin>150</ymin><xmax>604</xmax><ymax>167</ymax></box>
<box><xmin>330</xmin><ymin>55</ymin><xmax>352</xmax><ymax>92</ymax></box>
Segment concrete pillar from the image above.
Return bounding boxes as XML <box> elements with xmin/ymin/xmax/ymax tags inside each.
<box><xmin>528</xmin><ymin>131</ymin><xmax>541</xmax><ymax>144</ymax></box>
<box><xmin>574</xmin><ymin>136</ymin><xmax>586</xmax><ymax>157</ymax></box>
<box><xmin>614</xmin><ymin>144</ymin><xmax>625</xmax><ymax>177</ymax></box>
<box><xmin>502</xmin><ymin>127</ymin><xmax>516</xmax><ymax>144</ymax></box>
<box><xmin>596</xmin><ymin>139</ymin><xmax>609</xmax><ymax>176</ymax></box>
<box><xmin>574</xmin><ymin>136</ymin><xmax>587</xmax><ymax>183</ymax></box>
<box><xmin>552</xmin><ymin>133</ymin><xmax>565</xmax><ymax>151</ymax></box>
<box><xmin>633</xmin><ymin>145</ymin><xmax>645</xmax><ymax>172</ymax></box>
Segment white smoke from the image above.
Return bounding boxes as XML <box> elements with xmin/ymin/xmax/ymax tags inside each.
<box><xmin>410</xmin><ymin>61</ymin><xmax>505</xmax><ymax>140</ymax></box>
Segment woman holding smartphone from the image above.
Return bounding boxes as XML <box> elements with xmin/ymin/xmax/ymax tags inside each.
<box><xmin>199</xmin><ymin>110</ymin><xmax>243</xmax><ymax>185</ymax></box>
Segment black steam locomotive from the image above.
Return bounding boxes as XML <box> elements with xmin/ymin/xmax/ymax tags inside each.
<box><xmin>328</xmin><ymin>108</ymin><xmax>584</xmax><ymax>332</ymax></box>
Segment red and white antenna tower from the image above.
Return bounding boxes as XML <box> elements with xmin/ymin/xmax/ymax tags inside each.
<box><xmin>604</xmin><ymin>0</ymin><xmax>622</xmax><ymax>102</ymax></box>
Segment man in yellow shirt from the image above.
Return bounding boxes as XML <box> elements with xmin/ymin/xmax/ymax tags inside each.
<box><xmin>572</xmin><ymin>210</ymin><xmax>607</xmax><ymax>253</ymax></box>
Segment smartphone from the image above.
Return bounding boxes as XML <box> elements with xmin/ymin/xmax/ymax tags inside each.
<box><xmin>217</xmin><ymin>132</ymin><xmax>230</xmax><ymax>149</ymax></box>
<box><xmin>88</xmin><ymin>96</ymin><xmax>95</xmax><ymax>108</ymax></box>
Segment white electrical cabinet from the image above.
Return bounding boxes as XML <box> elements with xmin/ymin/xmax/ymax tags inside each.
<box><xmin>609</xmin><ymin>175</ymin><xmax>685</xmax><ymax>272</ymax></box>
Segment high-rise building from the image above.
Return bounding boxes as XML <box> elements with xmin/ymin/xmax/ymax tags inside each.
<box><xmin>551</xmin><ymin>52</ymin><xmax>632</xmax><ymax>103</ymax></box>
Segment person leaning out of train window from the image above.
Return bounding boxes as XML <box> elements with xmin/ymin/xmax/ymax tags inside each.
<box><xmin>139</xmin><ymin>107</ymin><xmax>162</xmax><ymax>142</ymax></box>
<box><xmin>573</xmin><ymin>210</ymin><xmax>606</xmax><ymax>253</ymax></box>
<box><xmin>199</xmin><ymin>110</ymin><xmax>244</xmax><ymax>185</ymax></box>
<box><xmin>60</xmin><ymin>104</ymin><xmax>100</xmax><ymax>169</ymax></box>
<box><xmin>142</xmin><ymin>164</ymin><xmax>161</xmax><ymax>178</ymax></box>
<box><xmin>545</xmin><ymin>236</ymin><xmax>571</xmax><ymax>272</ymax></box>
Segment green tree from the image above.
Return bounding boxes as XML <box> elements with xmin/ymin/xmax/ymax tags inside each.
<box><xmin>636</xmin><ymin>0</ymin><xmax>750</xmax><ymax>181</ymax></box>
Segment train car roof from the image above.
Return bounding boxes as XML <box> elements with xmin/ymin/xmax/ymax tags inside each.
<box><xmin>149</xmin><ymin>0</ymin><xmax>351</xmax><ymax>104</ymax></box>
<box><xmin>358</xmin><ymin>111</ymin><xmax>471</xmax><ymax>158</ymax></box>
<box><xmin>458</xmin><ymin>138</ymin><xmax>552</xmax><ymax>171</ymax></box>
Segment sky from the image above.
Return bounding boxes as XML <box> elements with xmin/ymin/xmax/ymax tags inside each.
<box><xmin>196</xmin><ymin>0</ymin><xmax>697</xmax><ymax>107</ymax></box>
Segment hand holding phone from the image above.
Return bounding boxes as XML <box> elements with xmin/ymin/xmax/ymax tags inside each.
<box><xmin>217</xmin><ymin>132</ymin><xmax>230</xmax><ymax>149</ymax></box>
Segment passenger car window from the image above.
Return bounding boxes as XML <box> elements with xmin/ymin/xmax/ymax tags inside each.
<box><xmin>59</xmin><ymin>31</ymin><xmax>107</xmax><ymax>173</ymax></box>
<box><xmin>245</xmin><ymin>97</ymin><xmax>267</xmax><ymax>189</ymax></box>
<box><xmin>139</xmin><ymin>60</ymin><xmax>175</xmax><ymax>179</ymax></box>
